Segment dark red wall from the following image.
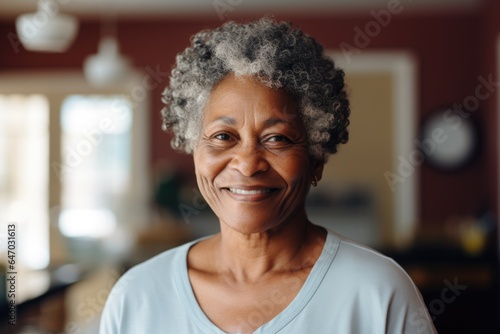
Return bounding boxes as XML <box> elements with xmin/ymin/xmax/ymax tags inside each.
<box><xmin>0</xmin><ymin>9</ymin><xmax>495</xmax><ymax>226</ymax></box>
<box><xmin>481</xmin><ymin>0</ymin><xmax>500</xmax><ymax>221</ymax></box>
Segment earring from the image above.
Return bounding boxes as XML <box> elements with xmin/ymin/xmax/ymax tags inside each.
<box><xmin>311</xmin><ymin>176</ymin><xmax>318</xmax><ymax>187</ymax></box>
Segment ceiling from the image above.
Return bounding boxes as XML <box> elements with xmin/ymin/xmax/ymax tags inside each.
<box><xmin>0</xmin><ymin>0</ymin><xmax>483</xmax><ymax>20</ymax></box>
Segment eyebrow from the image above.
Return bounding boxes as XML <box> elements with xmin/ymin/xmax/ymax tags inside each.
<box><xmin>212</xmin><ymin>116</ymin><xmax>236</xmax><ymax>125</ymax></box>
<box><xmin>263</xmin><ymin>117</ymin><xmax>290</xmax><ymax>127</ymax></box>
<box><xmin>211</xmin><ymin>116</ymin><xmax>290</xmax><ymax>127</ymax></box>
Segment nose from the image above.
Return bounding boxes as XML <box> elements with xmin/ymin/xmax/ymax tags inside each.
<box><xmin>228</xmin><ymin>142</ymin><xmax>270</xmax><ymax>177</ymax></box>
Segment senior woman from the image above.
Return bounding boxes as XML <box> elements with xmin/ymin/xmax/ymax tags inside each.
<box><xmin>100</xmin><ymin>18</ymin><xmax>437</xmax><ymax>334</ymax></box>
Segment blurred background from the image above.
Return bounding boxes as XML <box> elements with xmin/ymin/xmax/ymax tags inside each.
<box><xmin>0</xmin><ymin>0</ymin><xmax>499</xmax><ymax>333</ymax></box>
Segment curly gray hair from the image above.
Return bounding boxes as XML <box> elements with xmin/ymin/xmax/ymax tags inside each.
<box><xmin>161</xmin><ymin>17</ymin><xmax>350</xmax><ymax>161</ymax></box>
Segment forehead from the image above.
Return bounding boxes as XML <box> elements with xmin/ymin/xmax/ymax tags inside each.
<box><xmin>203</xmin><ymin>74</ymin><xmax>299</xmax><ymax>123</ymax></box>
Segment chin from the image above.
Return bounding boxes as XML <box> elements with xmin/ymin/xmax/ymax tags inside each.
<box><xmin>218</xmin><ymin>212</ymin><xmax>290</xmax><ymax>235</ymax></box>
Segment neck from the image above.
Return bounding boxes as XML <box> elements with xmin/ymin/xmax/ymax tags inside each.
<box><xmin>214</xmin><ymin>211</ymin><xmax>326</xmax><ymax>283</ymax></box>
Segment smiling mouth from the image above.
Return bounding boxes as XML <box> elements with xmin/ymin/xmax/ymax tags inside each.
<box><xmin>228</xmin><ymin>188</ymin><xmax>272</xmax><ymax>195</ymax></box>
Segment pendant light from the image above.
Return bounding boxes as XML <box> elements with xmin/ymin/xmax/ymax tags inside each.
<box><xmin>15</xmin><ymin>0</ymin><xmax>79</xmax><ymax>52</ymax></box>
<box><xmin>83</xmin><ymin>12</ymin><xmax>132</xmax><ymax>87</ymax></box>
<box><xmin>83</xmin><ymin>36</ymin><xmax>132</xmax><ymax>87</ymax></box>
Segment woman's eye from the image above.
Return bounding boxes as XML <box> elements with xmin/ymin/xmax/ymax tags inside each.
<box><xmin>267</xmin><ymin>135</ymin><xmax>290</xmax><ymax>143</ymax></box>
<box><xmin>214</xmin><ymin>133</ymin><xmax>231</xmax><ymax>141</ymax></box>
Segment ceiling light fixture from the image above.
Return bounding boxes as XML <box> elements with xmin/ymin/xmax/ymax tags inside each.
<box><xmin>83</xmin><ymin>7</ymin><xmax>132</xmax><ymax>87</ymax></box>
<box><xmin>83</xmin><ymin>36</ymin><xmax>132</xmax><ymax>87</ymax></box>
<box><xmin>15</xmin><ymin>0</ymin><xmax>79</xmax><ymax>52</ymax></box>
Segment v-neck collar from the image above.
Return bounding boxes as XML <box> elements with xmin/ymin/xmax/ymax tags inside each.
<box><xmin>175</xmin><ymin>231</ymin><xmax>340</xmax><ymax>334</ymax></box>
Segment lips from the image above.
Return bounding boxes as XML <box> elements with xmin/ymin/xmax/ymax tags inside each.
<box><xmin>228</xmin><ymin>188</ymin><xmax>272</xmax><ymax>195</ymax></box>
<box><xmin>222</xmin><ymin>186</ymin><xmax>279</xmax><ymax>201</ymax></box>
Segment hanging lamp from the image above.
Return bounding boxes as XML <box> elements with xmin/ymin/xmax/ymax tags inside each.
<box><xmin>83</xmin><ymin>36</ymin><xmax>132</xmax><ymax>87</ymax></box>
<box><xmin>16</xmin><ymin>0</ymin><xmax>79</xmax><ymax>52</ymax></box>
<box><xmin>83</xmin><ymin>10</ymin><xmax>132</xmax><ymax>87</ymax></box>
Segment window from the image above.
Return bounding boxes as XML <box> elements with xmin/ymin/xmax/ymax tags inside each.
<box><xmin>0</xmin><ymin>72</ymin><xmax>149</xmax><ymax>270</ymax></box>
<box><xmin>0</xmin><ymin>95</ymin><xmax>50</xmax><ymax>269</ymax></box>
<box><xmin>58</xmin><ymin>95</ymin><xmax>133</xmax><ymax>239</ymax></box>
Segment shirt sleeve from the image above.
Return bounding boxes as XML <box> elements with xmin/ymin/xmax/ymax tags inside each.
<box><xmin>383</xmin><ymin>258</ymin><xmax>438</xmax><ymax>334</ymax></box>
<box><xmin>99</xmin><ymin>271</ymin><xmax>131</xmax><ymax>334</ymax></box>
<box><xmin>331</xmin><ymin>239</ymin><xmax>438</xmax><ymax>334</ymax></box>
<box><xmin>99</xmin><ymin>287</ymin><xmax>122</xmax><ymax>333</ymax></box>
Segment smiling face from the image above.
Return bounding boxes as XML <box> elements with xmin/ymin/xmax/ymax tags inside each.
<box><xmin>193</xmin><ymin>74</ymin><xmax>323</xmax><ymax>235</ymax></box>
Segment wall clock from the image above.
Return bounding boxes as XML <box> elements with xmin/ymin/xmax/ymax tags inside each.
<box><xmin>420</xmin><ymin>109</ymin><xmax>480</xmax><ymax>171</ymax></box>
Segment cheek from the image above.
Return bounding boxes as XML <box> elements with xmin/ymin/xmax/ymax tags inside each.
<box><xmin>193</xmin><ymin>148</ymin><xmax>228</xmax><ymax>186</ymax></box>
<box><xmin>275</xmin><ymin>151</ymin><xmax>312</xmax><ymax>184</ymax></box>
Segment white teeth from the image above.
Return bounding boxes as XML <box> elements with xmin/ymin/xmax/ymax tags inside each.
<box><xmin>228</xmin><ymin>188</ymin><xmax>271</xmax><ymax>195</ymax></box>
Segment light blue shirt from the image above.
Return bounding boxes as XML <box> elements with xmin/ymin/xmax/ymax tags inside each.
<box><xmin>100</xmin><ymin>229</ymin><xmax>437</xmax><ymax>333</ymax></box>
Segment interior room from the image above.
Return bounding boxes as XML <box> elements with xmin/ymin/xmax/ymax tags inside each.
<box><xmin>0</xmin><ymin>0</ymin><xmax>499</xmax><ymax>332</ymax></box>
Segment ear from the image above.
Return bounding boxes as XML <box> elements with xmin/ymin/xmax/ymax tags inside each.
<box><xmin>311</xmin><ymin>159</ymin><xmax>324</xmax><ymax>182</ymax></box>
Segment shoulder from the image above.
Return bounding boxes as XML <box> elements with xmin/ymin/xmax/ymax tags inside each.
<box><xmin>330</xmin><ymin>230</ymin><xmax>414</xmax><ymax>285</ymax></box>
<box><xmin>100</xmin><ymin>239</ymin><xmax>200</xmax><ymax>333</ymax></box>
<box><xmin>323</xmin><ymin>230</ymin><xmax>427</xmax><ymax>308</ymax></box>
<box><xmin>317</xmin><ymin>230</ymin><xmax>437</xmax><ymax>333</ymax></box>
<box><xmin>124</xmin><ymin>242</ymin><xmax>190</xmax><ymax>282</ymax></box>
<box><xmin>102</xmin><ymin>242</ymin><xmax>187</xmax><ymax>308</ymax></box>
<box><xmin>103</xmin><ymin>237</ymin><xmax>207</xmax><ymax>311</ymax></box>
